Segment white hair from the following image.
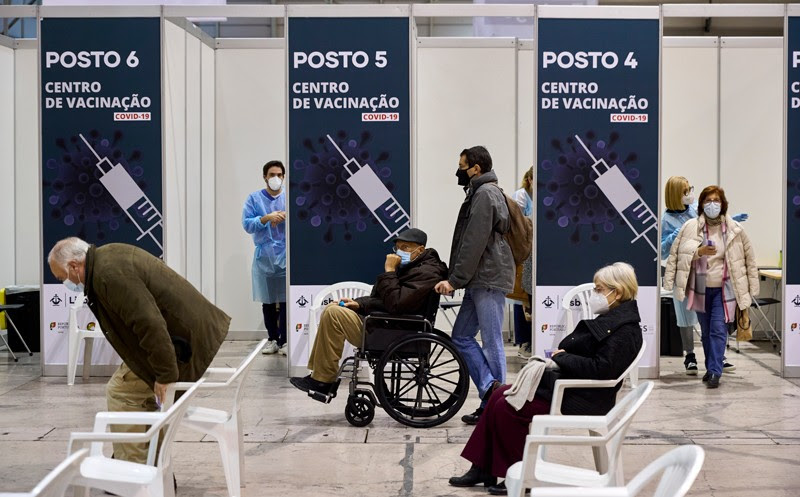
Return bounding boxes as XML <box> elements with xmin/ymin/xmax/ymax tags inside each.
<box><xmin>47</xmin><ymin>237</ymin><xmax>90</xmax><ymax>271</ymax></box>
<box><xmin>594</xmin><ymin>262</ymin><xmax>638</xmax><ymax>301</ymax></box>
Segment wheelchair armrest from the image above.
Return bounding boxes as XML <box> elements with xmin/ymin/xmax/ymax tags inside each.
<box><xmin>367</xmin><ymin>312</ymin><xmax>426</xmax><ymax>321</ymax></box>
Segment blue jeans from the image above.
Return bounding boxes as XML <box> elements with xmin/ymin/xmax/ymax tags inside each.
<box><xmin>696</xmin><ymin>287</ymin><xmax>727</xmax><ymax>376</ymax></box>
<box><xmin>451</xmin><ymin>288</ymin><xmax>507</xmax><ymax>407</ymax></box>
<box><xmin>513</xmin><ymin>303</ymin><xmax>531</xmax><ymax>345</ymax></box>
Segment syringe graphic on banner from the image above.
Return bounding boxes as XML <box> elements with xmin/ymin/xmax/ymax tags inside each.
<box><xmin>326</xmin><ymin>134</ymin><xmax>410</xmax><ymax>242</ymax></box>
<box><xmin>574</xmin><ymin>134</ymin><xmax>658</xmax><ymax>257</ymax></box>
<box><xmin>78</xmin><ymin>134</ymin><xmax>164</xmax><ymax>256</ymax></box>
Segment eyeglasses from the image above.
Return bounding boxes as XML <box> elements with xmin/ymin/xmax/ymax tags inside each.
<box><xmin>684</xmin><ymin>186</ymin><xmax>694</xmax><ymax>195</ymax></box>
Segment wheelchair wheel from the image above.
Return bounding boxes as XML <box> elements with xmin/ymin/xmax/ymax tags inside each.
<box><xmin>375</xmin><ymin>332</ymin><xmax>468</xmax><ymax>428</ymax></box>
<box><xmin>345</xmin><ymin>393</ymin><xmax>374</xmax><ymax>427</ymax></box>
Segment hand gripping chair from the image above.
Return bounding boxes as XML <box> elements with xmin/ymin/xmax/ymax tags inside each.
<box><xmin>0</xmin><ymin>449</ymin><xmax>88</xmax><ymax>497</ymax></box>
<box><xmin>67</xmin><ymin>380</ymin><xmax>205</xmax><ymax>497</ymax></box>
<box><xmin>163</xmin><ymin>339</ymin><xmax>268</xmax><ymax>497</ymax></box>
<box><xmin>528</xmin><ymin>445</ymin><xmax>705</xmax><ymax>497</ymax></box>
<box><xmin>505</xmin><ymin>381</ymin><xmax>655</xmax><ymax>497</ymax></box>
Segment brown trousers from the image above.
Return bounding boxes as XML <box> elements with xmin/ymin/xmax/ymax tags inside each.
<box><xmin>307</xmin><ymin>304</ymin><xmax>363</xmax><ymax>383</ymax></box>
<box><xmin>105</xmin><ymin>363</ymin><xmax>159</xmax><ymax>464</ymax></box>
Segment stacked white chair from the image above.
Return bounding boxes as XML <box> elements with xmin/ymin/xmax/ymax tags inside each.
<box><xmin>505</xmin><ymin>381</ymin><xmax>654</xmax><ymax>497</ymax></box>
<box><xmin>528</xmin><ymin>445</ymin><xmax>705</xmax><ymax>497</ymax></box>
<box><xmin>67</xmin><ymin>380</ymin><xmax>204</xmax><ymax>497</ymax></box>
<box><xmin>67</xmin><ymin>302</ymin><xmax>105</xmax><ymax>386</ymax></box>
<box><xmin>163</xmin><ymin>339</ymin><xmax>268</xmax><ymax>497</ymax></box>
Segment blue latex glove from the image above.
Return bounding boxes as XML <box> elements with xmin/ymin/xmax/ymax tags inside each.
<box><xmin>732</xmin><ymin>213</ymin><xmax>748</xmax><ymax>222</ymax></box>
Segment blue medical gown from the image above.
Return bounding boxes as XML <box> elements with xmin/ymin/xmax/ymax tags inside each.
<box><xmin>242</xmin><ymin>190</ymin><xmax>286</xmax><ymax>304</ymax></box>
<box><xmin>660</xmin><ymin>203</ymin><xmax>698</xmax><ymax>327</ymax></box>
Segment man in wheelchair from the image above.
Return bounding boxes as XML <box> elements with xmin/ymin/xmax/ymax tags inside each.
<box><xmin>290</xmin><ymin>228</ymin><xmax>448</xmax><ymax>397</ymax></box>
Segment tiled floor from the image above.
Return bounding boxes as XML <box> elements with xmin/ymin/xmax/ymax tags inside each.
<box><xmin>1</xmin><ymin>339</ymin><xmax>799</xmax><ymax>496</ymax></box>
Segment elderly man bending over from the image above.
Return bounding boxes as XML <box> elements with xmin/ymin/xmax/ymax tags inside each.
<box><xmin>48</xmin><ymin>237</ymin><xmax>230</xmax><ymax>464</ymax></box>
<box><xmin>290</xmin><ymin>228</ymin><xmax>448</xmax><ymax>396</ymax></box>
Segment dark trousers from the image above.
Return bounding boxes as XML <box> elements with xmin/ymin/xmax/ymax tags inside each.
<box><xmin>461</xmin><ymin>384</ymin><xmax>550</xmax><ymax>478</ymax></box>
<box><xmin>513</xmin><ymin>303</ymin><xmax>532</xmax><ymax>345</ymax></box>
<box><xmin>262</xmin><ymin>303</ymin><xmax>287</xmax><ymax>346</ymax></box>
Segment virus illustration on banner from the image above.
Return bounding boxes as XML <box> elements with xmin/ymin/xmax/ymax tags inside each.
<box><xmin>539</xmin><ymin>130</ymin><xmax>642</xmax><ymax>245</ymax></box>
<box><xmin>44</xmin><ymin>130</ymin><xmax>151</xmax><ymax>242</ymax></box>
<box><xmin>292</xmin><ymin>130</ymin><xmax>400</xmax><ymax>244</ymax></box>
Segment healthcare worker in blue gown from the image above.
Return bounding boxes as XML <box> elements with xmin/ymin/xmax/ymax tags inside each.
<box><xmin>243</xmin><ymin>160</ymin><xmax>287</xmax><ymax>356</ymax></box>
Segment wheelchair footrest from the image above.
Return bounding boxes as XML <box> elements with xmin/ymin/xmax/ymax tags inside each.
<box><xmin>308</xmin><ymin>379</ymin><xmax>341</xmax><ymax>404</ymax></box>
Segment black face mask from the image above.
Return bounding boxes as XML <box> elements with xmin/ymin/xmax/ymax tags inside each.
<box><xmin>456</xmin><ymin>167</ymin><xmax>471</xmax><ymax>187</ymax></box>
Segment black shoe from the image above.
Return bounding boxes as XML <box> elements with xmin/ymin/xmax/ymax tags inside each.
<box><xmin>702</xmin><ymin>372</ymin><xmax>710</xmax><ymax>383</ymax></box>
<box><xmin>448</xmin><ymin>465</ymin><xmax>497</xmax><ymax>488</ymax></box>
<box><xmin>290</xmin><ymin>375</ymin><xmax>333</xmax><ymax>394</ymax></box>
<box><xmin>684</xmin><ymin>353</ymin><xmax>698</xmax><ymax>376</ymax></box>
<box><xmin>706</xmin><ymin>374</ymin><xmax>721</xmax><ymax>388</ymax></box>
<box><xmin>461</xmin><ymin>407</ymin><xmax>484</xmax><ymax>425</ymax></box>
<box><xmin>488</xmin><ymin>481</ymin><xmax>507</xmax><ymax>495</ymax></box>
<box><xmin>723</xmin><ymin>362</ymin><xmax>736</xmax><ymax>373</ymax></box>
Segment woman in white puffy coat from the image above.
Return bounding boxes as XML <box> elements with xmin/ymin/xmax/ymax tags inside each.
<box><xmin>664</xmin><ymin>185</ymin><xmax>759</xmax><ymax>388</ymax></box>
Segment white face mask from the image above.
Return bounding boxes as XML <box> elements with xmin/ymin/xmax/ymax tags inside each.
<box><xmin>63</xmin><ymin>267</ymin><xmax>84</xmax><ymax>293</ymax></box>
<box><xmin>703</xmin><ymin>201</ymin><xmax>721</xmax><ymax>219</ymax></box>
<box><xmin>267</xmin><ymin>176</ymin><xmax>283</xmax><ymax>191</ymax></box>
<box><xmin>681</xmin><ymin>194</ymin><xmax>694</xmax><ymax>206</ymax></box>
<box><xmin>588</xmin><ymin>289</ymin><xmax>615</xmax><ymax>315</ymax></box>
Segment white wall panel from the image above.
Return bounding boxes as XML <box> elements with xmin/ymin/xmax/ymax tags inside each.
<box><xmin>662</xmin><ymin>40</ymin><xmax>719</xmax><ymax>194</ymax></box>
<box><xmin>0</xmin><ymin>46</ymin><xmax>15</xmax><ymax>286</ymax></box>
<box><xmin>517</xmin><ymin>46</ymin><xmax>535</xmax><ymax>188</ymax></box>
<box><xmin>720</xmin><ymin>39</ymin><xmax>783</xmax><ymax>267</ymax></box>
<box><xmin>14</xmin><ymin>48</ymin><xmax>39</xmax><ymax>285</ymax></box>
<box><xmin>164</xmin><ymin>20</ymin><xmax>187</xmax><ymax>275</ymax></box>
<box><xmin>185</xmin><ymin>33</ymin><xmax>202</xmax><ymax>288</ymax></box>
<box><xmin>200</xmin><ymin>42</ymin><xmax>216</xmax><ymax>302</ymax></box>
<box><xmin>215</xmin><ymin>48</ymin><xmax>286</xmax><ymax>332</ymax></box>
<box><xmin>416</xmin><ymin>42</ymin><xmax>518</xmax><ymax>272</ymax></box>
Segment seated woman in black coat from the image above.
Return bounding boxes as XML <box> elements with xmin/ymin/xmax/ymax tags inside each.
<box><xmin>449</xmin><ymin>262</ymin><xmax>644</xmax><ymax>496</ymax></box>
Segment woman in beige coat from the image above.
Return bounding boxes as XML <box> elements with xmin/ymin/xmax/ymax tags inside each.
<box><xmin>664</xmin><ymin>186</ymin><xmax>759</xmax><ymax>388</ymax></box>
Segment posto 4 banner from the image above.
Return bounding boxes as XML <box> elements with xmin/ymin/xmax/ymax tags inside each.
<box><xmin>286</xmin><ymin>10</ymin><xmax>411</xmax><ymax>373</ymax></box>
<box><xmin>40</xmin><ymin>17</ymin><xmax>163</xmax><ymax>370</ymax></box>
<box><xmin>785</xmin><ymin>12</ymin><xmax>800</xmax><ymax>373</ymax></box>
<box><xmin>534</xmin><ymin>8</ymin><xmax>660</xmax><ymax>374</ymax></box>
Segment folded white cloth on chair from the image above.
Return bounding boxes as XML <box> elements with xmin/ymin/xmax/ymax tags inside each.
<box><xmin>503</xmin><ymin>355</ymin><xmax>557</xmax><ymax>411</ymax></box>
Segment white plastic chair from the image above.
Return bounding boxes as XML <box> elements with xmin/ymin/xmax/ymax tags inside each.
<box><xmin>528</xmin><ymin>445</ymin><xmax>705</xmax><ymax>497</ymax></box>
<box><xmin>67</xmin><ymin>302</ymin><xmax>105</xmax><ymax>386</ymax></box>
<box><xmin>561</xmin><ymin>283</ymin><xmax>596</xmax><ymax>334</ymax></box>
<box><xmin>505</xmin><ymin>381</ymin><xmax>654</xmax><ymax>497</ymax></box>
<box><xmin>307</xmin><ymin>281</ymin><xmax>372</xmax><ymax>357</ymax></box>
<box><xmin>0</xmin><ymin>449</ymin><xmax>88</xmax><ymax>497</ymax></box>
<box><xmin>163</xmin><ymin>339</ymin><xmax>267</xmax><ymax>497</ymax></box>
<box><xmin>550</xmin><ymin>342</ymin><xmax>646</xmax><ymax>417</ymax></box>
<box><xmin>67</xmin><ymin>380</ymin><xmax>205</xmax><ymax>497</ymax></box>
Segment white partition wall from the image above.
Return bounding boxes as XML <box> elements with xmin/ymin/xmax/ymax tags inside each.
<box><xmin>662</xmin><ymin>37</ymin><xmax>720</xmax><ymax>190</ymax></box>
<box><xmin>215</xmin><ymin>41</ymin><xmax>286</xmax><ymax>334</ymax></box>
<box><xmin>200</xmin><ymin>41</ymin><xmax>216</xmax><ymax>301</ymax></box>
<box><xmin>517</xmin><ymin>40</ymin><xmax>535</xmax><ymax>178</ymax></box>
<box><xmin>14</xmin><ymin>44</ymin><xmax>38</xmax><ymax>285</ymax></box>
<box><xmin>720</xmin><ymin>37</ymin><xmax>784</xmax><ymax>267</ymax></box>
<box><xmin>415</xmin><ymin>38</ymin><xmax>520</xmax><ymax>269</ymax></box>
<box><xmin>0</xmin><ymin>41</ymin><xmax>14</xmax><ymax>286</ymax></box>
<box><xmin>164</xmin><ymin>20</ymin><xmax>187</xmax><ymax>276</ymax></box>
<box><xmin>185</xmin><ymin>29</ymin><xmax>202</xmax><ymax>288</ymax></box>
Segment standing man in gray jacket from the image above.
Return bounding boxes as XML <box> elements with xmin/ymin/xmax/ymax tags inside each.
<box><xmin>435</xmin><ymin>146</ymin><xmax>515</xmax><ymax>425</ymax></box>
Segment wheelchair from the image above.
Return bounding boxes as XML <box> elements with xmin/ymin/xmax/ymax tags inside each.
<box><xmin>307</xmin><ymin>294</ymin><xmax>470</xmax><ymax>428</ymax></box>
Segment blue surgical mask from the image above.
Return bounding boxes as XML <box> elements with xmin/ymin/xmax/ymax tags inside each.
<box><xmin>703</xmin><ymin>201</ymin><xmax>721</xmax><ymax>219</ymax></box>
<box><xmin>64</xmin><ymin>279</ymin><xmax>84</xmax><ymax>293</ymax></box>
<box><xmin>396</xmin><ymin>250</ymin><xmax>412</xmax><ymax>266</ymax></box>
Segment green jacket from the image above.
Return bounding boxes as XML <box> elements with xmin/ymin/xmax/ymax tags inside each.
<box><xmin>84</xmin><ymin>243</ymin><xmax>230</xmax><ymax>387</ymax></box>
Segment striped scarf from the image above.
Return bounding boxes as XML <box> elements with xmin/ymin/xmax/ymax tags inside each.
<box><xmin>685</xmin><ymin>221</ymin><xmax>737</xmax><ymax>322</ymax></box>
